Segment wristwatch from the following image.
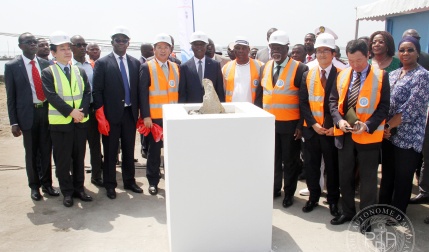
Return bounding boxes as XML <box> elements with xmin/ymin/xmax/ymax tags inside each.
<box><xmin>385</xmin><ymin>123</ymin><xmax>390</xmax><ymax>129</ymax></box>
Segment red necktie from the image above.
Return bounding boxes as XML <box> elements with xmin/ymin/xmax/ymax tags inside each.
<box><xmin>30</xmin><ymin>60</ymin><xmax>45</xmax><ymax>101</ymax></box>
<box><xmin>320</xmin><ymin>69</ymin><xmax>327</xmax><ymax>89</ymax></box>
<box><xmin>307</xmin><ymin>56</ymin><xmax>312</xmax><ymax>62</ymax></box>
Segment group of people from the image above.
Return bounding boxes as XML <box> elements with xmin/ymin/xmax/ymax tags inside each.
<box><xmin>5</xmin><ymin>25</ymin><xmax>429</xmax><ymax>229</ymax></box>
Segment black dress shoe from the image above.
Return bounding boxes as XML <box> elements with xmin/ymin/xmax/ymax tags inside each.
<box><xmin>41</xmin><ymin>186</ymin><xmax>60</xmax><ymax>196</ymax></box>
<box><xmin>148</xmin><ymin>185</ymin><xmax>158</xmax><ymax>195</ymax></box>
<box><xmin>124</xmin><ymin>184</ymin><xmax>143</xmax><ymax>193</ymax></box>
<box><xmin>31</xmin><ymin>189</ymin><xmax>42</xmax><ymax>201</ymax></box>
<box><xmin>302</xmin><ymin>200</ymin><xmax>318</xmax><ymax>213</ymax></box>
<box><xmin>91</xmin><ymin>178</ymin><xmax>104</xmax><ymax>187</ymax></box>
<box><xmin>73</xmin><ymin>191</ymin><xmax>93</xmax><ymax>202</ymax></box>
<box><xmin>63</xmin><ymin>195</ymin><xmax>73</xmax><ymax>207</ymax></box>
<box><xmin>273</xmin><ymin>191</ymin><xmax>281</xmax><ymax>198</ymax></box>
<box><xmin>329</xmin><ymin>203</ymin><xmax>340</xmax><ymax>217</ymax></box>
<box><xmin>409</xmin><ymin>193</ymin><xmax>429</xmax><ymax>204</ymax></box>
<box><xmin>106</xmin><ymin>188</ymin><xmax>116</xmax><ymax>199</ymax></box>
<box><xmin>330</xmin><ymin>215</ymin><xmax>352</xmax><ymax>225</ymax></box>
<box><xmin>282</xmin><ymin>196</ymin><xmax>294</xmax><ymax>208</ymax></box>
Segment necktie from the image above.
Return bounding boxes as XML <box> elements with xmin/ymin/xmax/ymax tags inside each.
<box><xmin>348</xmin><ymin>72</ymin><xmax>362</xmax><ymax>110</ymax></box>
<box><xmin>320</xmin><ymin>69</ymin><xmax>327</xmax><ymax>89</ymax></box>
<box><xmin>30</xmin><ymin>60</ymin><xmax>45</xmax><ymax>101</ymax></box>
<box><xmin>64</xmin><ymin>66</ymin><xmax>71</xmax><ymax>85</ymax></box>
<box><xmin>307</xmin><ymin>56</ymin><xmax>312</xmax><ymax>62</ymax></box>
<box><xmin>198</xmin><ymin>60</ymin><xmax>203</xmax><ymax>84</ymax></box>
<box><xmin>162</xmin><ymin>63</ymin><xmax>169</xmax><ymax>79</ymax></box>
<box><xmin>119</xmin><ymin>56</ymin><xmax>131</xmax><ymax>105</ymax></box>
<box><xmin>272</xmin><ymin>65</ymin><xmax>281</xmax><ymax>87</ymax></box>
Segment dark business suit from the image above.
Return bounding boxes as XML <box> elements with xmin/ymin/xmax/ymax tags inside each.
<box><xmin>5</xmin><ymin>55</ymin><xmax>52</xmax><ymax>190</ymax></box>
<box><xmin>178</xmin><ymin>56</ymin><xmax>225</xmax><ymax>103</ymax></box>
<box><xmin>42</xmin><ymin>65</ymin><xmax>91</xmax><ymax>196</ymax></box>
<box><xmin>329</xmin><ymin>65</ymin><xmax>390</xmax><ymax>218</ymax></box>
<box><xmin>255</xmin><ymin>58</ymin><xmax>308</xmax><ymax>198</ymax></box>
<box><xmin>93</xmin><ymin>53</ymin><xmax>141</xmax><ymax>189</ymax></box>
<box><xmin>299</xmin><ymin>65</ymin><xmax>339</xmax><ymax>204</ymax></box>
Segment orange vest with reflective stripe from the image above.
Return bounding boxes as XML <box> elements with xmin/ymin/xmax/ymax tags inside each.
<box><xmin>303</xmin><ymin>66</ymin><xmax>340</xmax><ymax>127</ymax></box>
<box><xmin>222</xmin><ymin>58</ymin><xmax>262</xmax><ymax>102</ymax></box>
<box><xmin>261</xmin><ymin>59</ymin><xmax>300</xmax><ymax>121</ymax></box>
<box><xmin>333</xmin><ymin>67</ymin><xmax>385</xmax><ymax>144</ymax></box>
<box><xmin>147</xmin><ymin>59</ymin><xmax>180</xmax><ymax>119</ymax></box>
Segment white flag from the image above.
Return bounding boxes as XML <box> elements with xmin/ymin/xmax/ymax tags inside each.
<box><xmin>177</xmin><ymin>0</ymin><xmax>194</xmax><ymax>63</ymax></box>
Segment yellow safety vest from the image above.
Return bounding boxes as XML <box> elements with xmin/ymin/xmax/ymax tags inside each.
<box><xmin>48</xmin><ymin>65</ymin><xmax>88</xmax><ymax>124</ymax></box>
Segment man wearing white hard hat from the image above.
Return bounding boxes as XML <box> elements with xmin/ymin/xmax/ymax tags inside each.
<box><xmin>41</xmin><ymin>31</ymin><xmax>92</xmax><ymax>207</ymax></box>
<box><xmin>299</xmin><ymin>32</ymin><xmax>340</xmax><ymax>216</ymax></box>
<box><xmin>179</xmin><ymin>31</ymin><xmax>224</xmax><ymax>103</ymax></box>
<box><xmin>255</xmin><ymin>30</ymin><xmax>308</xmax><ymax>207</ymax></box>
<box><xmin>93</xmin><ymin>26</ymin><xmax>143</xmax><ymax>199</ymax></box>
<box><xmin>222</xmin><ymin>36</ymin><xmax>263</xmax><ymax>103</ymax></box>
<box><xmin>140</xmin><ymin>33</ymin><xmax>180</xmax><ymax>195</ymax></box>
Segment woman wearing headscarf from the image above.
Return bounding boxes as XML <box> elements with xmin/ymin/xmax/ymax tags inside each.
<box><xmin>369</xmin><ymin>31</ymin><xmax>400</xmax><ymax>73</ymax></box>
<box><xmin>379</xmin><ymin>36</ymin><xmax>429</xmax><ymax>213</ymax></box>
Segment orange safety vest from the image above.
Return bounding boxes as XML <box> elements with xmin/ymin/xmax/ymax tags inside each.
<box><xmin>303</xmin><ymin>66</ymin><xmax>340</xmax><ymax>127</ymax></box>
<box><xmin>261</xmin><ymin>59</ymin><xmax>300</xmax><ymax>121</ymax></box>
<box><xmin>333</xmin><ymin>67</ymin><xmax>385</xmax><ymax>144</ymax></box>
<box><xmin>222</xmin><ymin>58</ymin><xmax>262</xmax><ymax>102</ymax></box>
<box><xmin>147</xmin><ymin>59</ymin><xmax>180</xmax><ymax>119</ymax></box>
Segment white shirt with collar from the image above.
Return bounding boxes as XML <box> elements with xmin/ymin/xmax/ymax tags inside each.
<box><xmin>22</xmin><ymin>55</ymin><xmax>44</xmax><ymax>103</ymax></box>
<box><xmin>193</xmin><ymin>56</ymin><xmax>205</xmax><ymax>79</ymax></box>
<box><xmin>72</xmin><ymin>58</ymin><xmax>93</xmax><ymax>88</ymax></box>
<box><xmin>113</xmin><ymin>52</ymin><xmax>130</xmax><ymax>86</ymax></box>
<box><xmin>305</xmin><ymin>53</ymin><xmax>316</xmax><ymax>63</ymax></box>
<box><xmin>318</xmin><ymin>64</ymin><xmax>333</xmax><ymax>79</ymax></box>
<box><xmin>155</xmin><ymin>58</ymin><xmax>169</xmax><ymax>77</ymax></box>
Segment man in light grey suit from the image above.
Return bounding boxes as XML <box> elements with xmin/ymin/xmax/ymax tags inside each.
<box><xmin>255</xmin><ymin>27</ymin><xmax>277</xmax><ymax>63</ymax></box>
<box><xmin>206</xmin><ymin>38</ymin><xmax>230</xmax><ymax>68</ymax></box>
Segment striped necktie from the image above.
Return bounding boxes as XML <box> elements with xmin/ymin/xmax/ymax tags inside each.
<box><xmin>348</xmin><ymin>72</ymin><xmax>362</xmax><ymax>110</ymax></box>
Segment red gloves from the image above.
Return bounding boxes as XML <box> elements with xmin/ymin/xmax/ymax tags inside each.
<box><xmin>95</xmin><ymin>106</ymin><xmax>110</xmax><ymax>136</ymax></box>
<box><xmin>136</xmin><ymin>118</ymin><xmax>163</xmax><ymax>142</ymax></box>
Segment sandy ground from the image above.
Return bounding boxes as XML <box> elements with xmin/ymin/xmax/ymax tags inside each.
<box><xmin>0</xmin><ymin>82</ymin><xmax>11</xmax><ymax>137</ymax></box>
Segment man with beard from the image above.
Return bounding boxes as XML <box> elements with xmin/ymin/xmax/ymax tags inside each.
<box><xmin>304</xmin><ymin>33</ymin><xmax>316</xmax><ymax>63</ymax></box>
<box><xmin>36</xmin><ymin>38</ymin><xmax>50</xmax><ymax>61</ymax></box>
<box><xmin>255</xmin><ymin>30</ymin><xmax>308</xmax><ymax>207</ymax></box>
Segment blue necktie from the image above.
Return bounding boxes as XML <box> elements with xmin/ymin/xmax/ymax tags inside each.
<box><xmin>119</xmin><ymin>56</ymin><xmax>131</xmax><ymax>105</ymax></box>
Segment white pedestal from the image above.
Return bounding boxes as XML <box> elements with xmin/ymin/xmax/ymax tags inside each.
<box><xmin>163</xmin><ymin>102</ymin><xmax>275</xmax><ymax>252</ymax></box>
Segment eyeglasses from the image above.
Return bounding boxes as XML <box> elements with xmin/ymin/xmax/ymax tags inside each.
<box><xmin>316</xmin><ymin>49</ymin><xmax>332</xmax><ymax>55</ymax></box>
<box><xmin>398</xmin><ymin>48</ymin><xmax>415</xmax><ymax>53</ymax></box>
<box><xmin>114</xmin><ymin>38</ymin><xmax>129</xmax><ymax>44</ymax></box>
<box><xmin>21</xmin><ymin>40</ymin><xmax>38</xmax><ymax>45</ymax></box>
<box><xmin>72</xmin><ymin>43</ymin><xmax>88</xmax><ymax>48</ymax></box>
<box><xmin>371</xmin><ymin>40</ymin><xmax>385</xmax><ymax>45</ymax></box>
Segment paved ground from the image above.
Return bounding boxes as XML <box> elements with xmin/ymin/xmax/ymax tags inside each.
<box><xmin>0</xmin><ymin>134</ymin><xmax>428</xmax><ymax>252</ymax></box>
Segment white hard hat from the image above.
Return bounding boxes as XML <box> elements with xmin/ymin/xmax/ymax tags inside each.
<box><xmin>49</xmin><ymin>31</ymin><xmax>70</xmax><ymax>45</ymax></box>
<box><xmin>314</xmin><ymin>26</ymin><xmax>338</xmax><ymax>40</ymax></box>
<box><xmin>215</xmin><ymin>44</ymin><xmax>222</xmax><ymax>54</ymax></box>
<box><xmin>112</xmin><ymin>26</ymin><xmax>130</xmax><ymax>38</ymax></box>
<box><xmin>314</xmin><ymin>33</ymin><xmax>336</xmax><ymax>49</ymax></box>
<box><xmin>234</xmin><ymin>36</ymin><xmax>249</xmax><ymax>46</ymax></box>
<box><xmin>189</xmin><ymin>31</ymin><xmax>208</xmax><ymax>44</ymax></box>
<box><xmin>269</xmin><ymin>30</ymin><xmax>290</xmax><ymax>45</ymax></box>
<box><xmin>154</xmin><ymin>33</ymin><xmax>172</xmax><ymax>46</ymax></box>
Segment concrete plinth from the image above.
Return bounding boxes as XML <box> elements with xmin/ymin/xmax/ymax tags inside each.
<box><xmin>163</xmin><ymin>102</ymin><xmax>275</xmax><ymax>252</ymax></box>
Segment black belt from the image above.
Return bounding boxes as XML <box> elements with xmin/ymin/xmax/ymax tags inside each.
<box><xmin>34</xmin><ymin>101</ymin><xmax>47</xmax><ymax>108</ymax></box>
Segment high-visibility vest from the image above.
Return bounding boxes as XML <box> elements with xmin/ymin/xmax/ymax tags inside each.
<box><xmin>303</xmin><ymin>66</ymin><xmax>340</xmax><ymax>127</ymax></box>
<box><xmin>333</xmin><ymin>67</ymin><xmax>385</xmax><ymax>144</ymax></box>
<box><xmin>261</xmin><ymin>59</ymin><xmax>300</xmax><ymax>121</ymax></box>
<box><xmin>48</xmin><ymin>64</ymin><xmax>89</xmax><ymax>125</ymax></box>
<box><xmin>147</xmin><ymin>59</ymin><xmax>179</xmax><ymax>119</ymax></box>
<box><xmin>222</xmin><ymin>58</ymin><xmax>262</xmax><ymax>102</ymax></box>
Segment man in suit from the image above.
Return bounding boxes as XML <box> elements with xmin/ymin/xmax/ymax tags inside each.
<box><xmin>139</xmin><ymin>43</ymin><xmax>154</xmax><ymax>64</ymax></box>
<box><xmin>93</xmin><ymin>26</ymin><xmax>143</xmax><ymax>199</ymax></box>
<box><xmin>71</xmin><ymin>35</ymin><xmax>103</xmax><ymax>187</ymax></box>
<box><xmin>206</xmin><ymin>38</ymin><xmax>230</xmax><ymax>68</ymax></box>
<box><xmin>5</xmin><ymin>32</ymin><xmax>59</xmax><ymax>201</ymax></box>
<box><xmin>222</xmin><ymin>37</ymin><xmax>262</xmax><ymax>103</ymax></box>
<box><xmin>179</xmin><ymin>31</ymin><xmax>225</xmax><ymax>103</ymax></box>
<box><xmin>146</xmin><ymin>35</ymin><xmax>181</xmax><ymax>66</ymax></box>
<box><xmin>304</xmin><ymin>33</ymin><xmax>316</xmax><ymax>63</ymax></box>
<box><xmin>140</xmin><ymin>33</ymin><xmax>180</xmax><ymax>195</ymax></box>
<box><xmin>299</xmin><ymin>33</ymin><xmax>340</xmax><ymax>216</ymax></box>
<box><xmin>42</xmin><ymin>31</ymin><xmax>92</xmax><ymax>207</ymax></box>
<box><xmin>329</xmin><ymin>39</ymin><xmax>389</xmax><ymax>226</ymax></box>
<box><xmin>255</xmin><ymin>30</ymin><xmax>308</xmax><ymax>207</ymax></box>
<box><xmin>256</xmin><ymin>27</ymin><xmax>277</xmax><ymax>63</ymax></box>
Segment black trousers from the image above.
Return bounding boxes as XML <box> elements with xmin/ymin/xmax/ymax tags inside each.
<box><xmin>379</xmin><ymin>140</ymin><xmax>422</xmax><ymax>213</ymax></box>
<box><xmin>338</xmin><ymin>134</ymin><xmax>379</xmax><ymax>218</ymax></box>
<box><xmin>87</xmin><ymin>104</ymin><xmax>102</xmax><ymax>180</ymax></box>
<box><xmin>273</xmin><ymin>132</ymin><xmax>301</xmax><ymax>197</ymax></box>
<box><xmin>146</xmin><ymin>119</ymin><xmax>163</xmax><ymax>186</ymax></box>
<box><xmin>102</xmin><ymin>107</ymin><xmax>136</xmax><ymax>189</ymax></box>
<box><xmin>304</xmin><ymin>134</ymin><xmax>340</xmax><ymax>204</ymax></box>
<box><xmin>22</xmin><ymin>105</ymin><xmax>52</xmax><ymax>189</ymax></box>
<box><xmin>51</xmin><ymin>125</ymin><xmax>87</xmax><ymax>196</ymax></box>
